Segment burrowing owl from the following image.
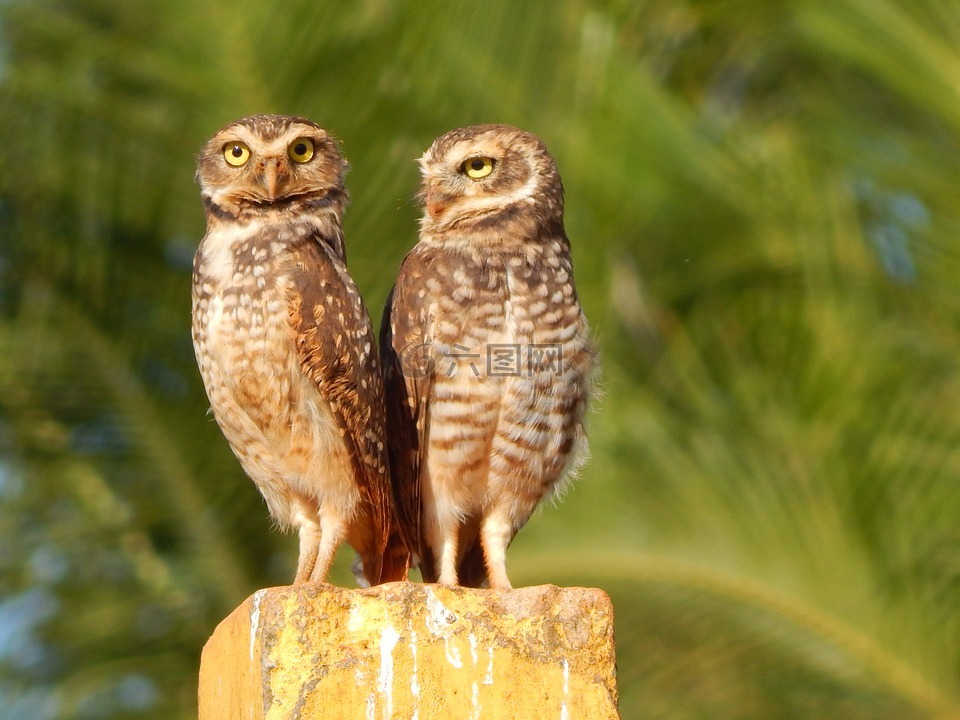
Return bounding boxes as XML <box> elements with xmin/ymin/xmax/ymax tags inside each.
<box><xmin>192</xmin><ymin>114</ymin><xmax>401</xmax><ymax>586</ymax></box>
<box><xmin>381</xmin><ymin>124</ymin><xmax>595</xmax><ymax>589</ymax></box>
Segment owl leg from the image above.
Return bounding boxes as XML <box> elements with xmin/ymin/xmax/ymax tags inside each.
<box><xmin>309</xmin><ymin>516</ymin><xmax>346</xmax><ymax>583</ymax></box>
<box><xmin>290</xmin><ymin>499</ymin><xmax>344</xmax><ymax>584</ymax></box>
<box><xmin>436</xmin><ymin>534</ymin><xmax>460</xmax><ymax>585</ymax></box>
<box><xmin>294</xmin><ymin>517</ymin><xmax>322</xmax><ymax>584</ymax></box>
<box><xmin>422</xmin><ymin>470</ymin><xmax>462</xmax><ymax>585</ymax></box>
<box><xmin>426</xmin><ymin>511</ymin><xmax>460</xmax><ymax>585</ymax></box>
<box><xmin>479</xmin><ymin>513</ymin><xmax>514</xmax><ymax>590</ymax></box>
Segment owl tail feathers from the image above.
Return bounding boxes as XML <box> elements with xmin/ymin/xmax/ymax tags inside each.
<box><xmin>377</xmin><ymin>526</ymin><xmax>412</xmax><ymax>583</ymax></box>
<box><xmin>351</xmin><ymin>524</ymin><xmax>411</xmax><ymax>586</ymax></box>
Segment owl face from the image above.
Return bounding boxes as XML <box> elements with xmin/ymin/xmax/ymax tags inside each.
<box><xmin>417</xmin><ymin>124</ymin><xmax>564</xmax><ymax>233</ymax></box>
<box><xmin>196</xmin><ymin>114</ymin><xmax>347</xmax><ymax>213</ymax></box>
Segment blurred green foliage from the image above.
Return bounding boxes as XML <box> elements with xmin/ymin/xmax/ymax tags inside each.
<box><xmin>2</xmin><ymin>0</ymin><xmax>960</xmax><ymax>718</ymax></box>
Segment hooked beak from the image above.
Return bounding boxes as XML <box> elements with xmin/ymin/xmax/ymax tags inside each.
<box><xmin>261</xmin><ymin>159</ymin><xmax>283</xmax><ymax>201</ymax></box>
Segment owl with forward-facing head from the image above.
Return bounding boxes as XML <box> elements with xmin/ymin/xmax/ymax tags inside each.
<box><xmin>192</xmin><ymin>114</ymin><xmax>405</xmax><ymax>586</ymax></box>
<box><xmin>381</xmin><ymin>124</ymin><xmax>595</xmax><ymax>589</ymax></box>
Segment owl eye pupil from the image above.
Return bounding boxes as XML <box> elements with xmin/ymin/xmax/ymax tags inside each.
<box><xmin>463</xmin><ymin>156</ymin><xmax>494</xmax><ymax>179</ymax></box>
<box><xmin>230</xmin><ymin>146</ymin><xmax>243</xmax><ymax>157</ymax></box>
<box><xmin>288</xmin><ymin>138</ymin><xmax>315</xmax><ymax>163</ymax></box>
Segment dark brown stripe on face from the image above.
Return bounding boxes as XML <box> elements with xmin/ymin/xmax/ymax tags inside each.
<box><xmin>203</xmin><ymin>195</ymin><xmax>239</xmax><ymax>221</ymax></box>
<box><xmin>466</xmin><ymin>203</ymin><xmax>525</xmax><ymax>231</ymax></box>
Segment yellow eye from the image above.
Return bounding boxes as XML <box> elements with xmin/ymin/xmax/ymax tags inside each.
<box><xmin>462</xmin><ymin>156</ymin><xmax>494</xmax><ymax>179</ymax></box>
<box><xmin>288</xmin><ymin>138</ymin><xmax>315</xmax><ymax>163</ymax></box>
<box><xmin>223</xmin><ymin>141</ymin><xmax>251</xmax><ymax>167</ymax></box>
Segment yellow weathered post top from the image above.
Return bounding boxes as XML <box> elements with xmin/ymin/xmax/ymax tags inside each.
<box><xmin>199</xmin><ymin>582</ymin><xmax>619</xmax><ymax>719</ymax></box>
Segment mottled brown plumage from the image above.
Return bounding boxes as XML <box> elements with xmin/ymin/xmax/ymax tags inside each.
<box><xmin>192</xmin><ymin>114</ymin><xmax>403</xmax><ymax>586</ymax></box>
<box><xmin>381</xmin><ymin>124</ymin><xmax>595</xmax><ymax>589</ymax></box>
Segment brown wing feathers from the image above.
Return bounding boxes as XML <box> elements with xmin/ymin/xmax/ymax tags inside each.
<box><xmin>288</xmin><ymin>235</ymin><xmax>395</xmax><ymax>583</ymax></box>
<box><xmin>379</xmin><ymin>280</ymin><xmax>429</xmax><ymax>577</ymax></box>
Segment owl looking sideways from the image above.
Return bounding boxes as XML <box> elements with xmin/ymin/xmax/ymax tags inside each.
<box><xmin>191</xmin><ymin>114</ymin><xmax>403</xmax><ymax>586</ymax></box>
<box><xmin>381</xmin><ymin>125</ymin><xmax>595</xmax><ymax>589</ymax></box>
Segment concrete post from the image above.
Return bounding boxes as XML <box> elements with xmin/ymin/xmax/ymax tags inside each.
<box><xmin>198</xmin><ymin>582</ymin><xmax>619</xmax><ymax>719</ymax></box>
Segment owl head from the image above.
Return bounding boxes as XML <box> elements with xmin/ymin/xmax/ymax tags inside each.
<box><xmin>417</xmin><ymin>124</ymin><xmax>565</xmax><ymax>235</ymax></box>
<box><xmin>196</xmin><ymin>114</ymin><xmax>348</xmax><ymax>217</ymax></box>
